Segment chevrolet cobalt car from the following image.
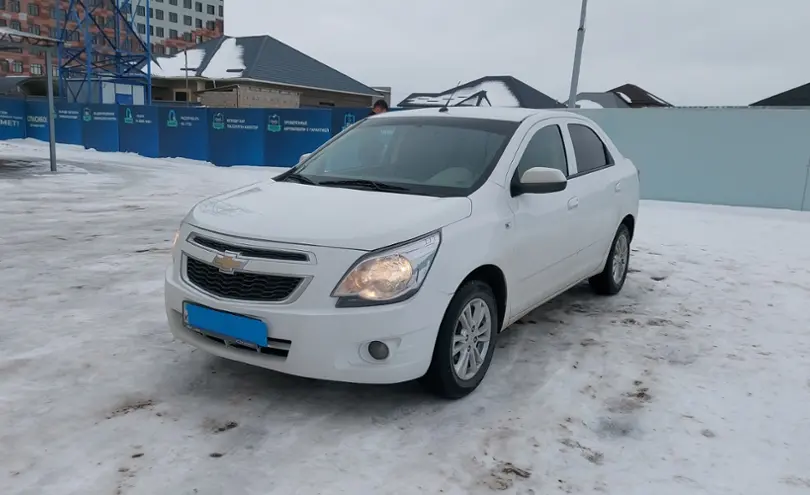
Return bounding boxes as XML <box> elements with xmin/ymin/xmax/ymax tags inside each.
<box><xmin>165</xmin><ymin>107</ymin><xmax>639</xmax><ymax>398</ymax></box>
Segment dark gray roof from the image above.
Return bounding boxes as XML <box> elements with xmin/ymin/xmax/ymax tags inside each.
<box><xmin>607</xmin><ymin>84</ymin><xmax>672</xmax><ymax>107</ymax></box>
<box><xmin>751</xmin><ymin>83</ymin><xmax>810</xmax><ymax>106</ymax></box>
<box><xmin>398</xmin><ymin>76</ymin><xmax>564</xmax><ymax>109</ymax></box>
<box><xmin>0</xmin><ymin>76</ymin><xmax>28</xmax><ymax>95</ymax></box>
<box><xmin>0</xmin><ymin>76</ymin><xmax>63</xmax><ymax>97</ymax></box>
<box><xmin>154</xmin><ymin>35</ymin><xmax>379</xmax><ymax>97</ymax></box>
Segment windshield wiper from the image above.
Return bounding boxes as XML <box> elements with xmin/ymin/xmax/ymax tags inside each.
<box><xmin>281</xmin><ymin>173</ymin><xmax>317</xmax><ymax>185</ymax></box>
<box><xmin>318</xmin><ymin>179</ymin><xmax>409</xmax><ymax>192</ymax></box>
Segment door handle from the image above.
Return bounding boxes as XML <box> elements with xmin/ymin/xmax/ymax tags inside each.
<box><xmin>568</xmin><ymin>197</ymin><xmax>579</xmax><ymax>210</ymax></box>
<box><xmin>615</xmin><ymin>181</ymin><xmax>622</xmax><ymax>192</ymax></box>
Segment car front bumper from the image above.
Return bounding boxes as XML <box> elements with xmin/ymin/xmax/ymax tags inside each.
<box><xmin>164</xmin><ymin>231</ymin><xmax>452</xmax><ymax>384</ymax></box>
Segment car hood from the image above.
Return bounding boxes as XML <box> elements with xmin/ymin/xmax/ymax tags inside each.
<box><xmin>184</xmin><ymin>180</ymin><xmax>472</xmax><ymax>251</ymax></box>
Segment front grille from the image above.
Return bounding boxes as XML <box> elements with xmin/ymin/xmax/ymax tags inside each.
<box><xmin>186</xmin><ymin>256</ymin><xmax>303</xmax><ymax>302</ymax></box>
<box><xmin>191</xmin><ymin>235</ymin><xmax>309</xmax><ymax>262</ymax></box>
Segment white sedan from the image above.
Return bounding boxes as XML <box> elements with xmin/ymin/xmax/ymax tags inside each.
<box><xmin>165</xmin><ymin>107</ymin><xmax>639</xmax><ymax>399</ymax></box>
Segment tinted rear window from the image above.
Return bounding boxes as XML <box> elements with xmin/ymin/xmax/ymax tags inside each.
<box><xmin>568</xmin><ymin>124</ymin><xmax>613</xmax><ymax>174</ymax></box>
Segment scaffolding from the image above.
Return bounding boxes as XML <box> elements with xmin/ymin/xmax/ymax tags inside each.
<box><xmin>57</xmin><ymin>0</ymin><xmax>152</xmax><ymax>104</ymax></box>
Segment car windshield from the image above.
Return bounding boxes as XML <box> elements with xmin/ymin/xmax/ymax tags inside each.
<box><xmin>281</xmin><ymin>115</ymin><xmax>520</xmax><ymax>197</ymax></box>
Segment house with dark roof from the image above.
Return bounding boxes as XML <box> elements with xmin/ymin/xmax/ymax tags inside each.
<box><xmin>398</xmin><ymin>76</ymin><xmax>564</xmax><ymax>109</ymax></box>
<box><xmin>147</xmin><ymin>35</ymin><xmax>382</xmax><ymax>108</ymax></box>
<box><xmin>576</xmin><ymin>83</ymin><xmax>672</xmax><ymax>108</ymax></box>
<box><xmin>751</xmin><ymin>83</ymin><xmax>810</xmax><ymax>107</ymax></box>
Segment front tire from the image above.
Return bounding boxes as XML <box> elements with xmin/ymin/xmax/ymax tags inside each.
<box><xmin>421</xmin><ymin>281</ymin><xmax>499</xmax><ymax>399</ymax></box>
<box><xmin>589</xmin><ymin>224</ymin><xmax>631</xmax><ymax>295</ymax></box>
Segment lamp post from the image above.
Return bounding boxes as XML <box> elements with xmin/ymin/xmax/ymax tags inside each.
<box><xmin>567</xmin><ymin>0</ymin><xmax>589</xmax><ymax>108</ymax></box>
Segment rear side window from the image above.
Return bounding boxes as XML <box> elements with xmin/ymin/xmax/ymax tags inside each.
<box><xmin>515</xmin><ymin>124</ymin><xmax>568</xmax><ymax>178</ymax></box>
<box><xmin>568</xmin><ymin>124</ymin><xmax>612</xmax><ymax>175</ymax></box>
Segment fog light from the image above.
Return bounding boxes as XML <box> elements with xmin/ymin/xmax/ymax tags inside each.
<box><xmin>367</xmin><ymin>341</ymin><xmax>389</xmax><ymax>361</ymax></box>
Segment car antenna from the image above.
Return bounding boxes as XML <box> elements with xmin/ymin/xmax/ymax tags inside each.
<box><xmin>439</xmin><ymin>81</ymin><xmax>462</xmax><ymax>113</ymax></box>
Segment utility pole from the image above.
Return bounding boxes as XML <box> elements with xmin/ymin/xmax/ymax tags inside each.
<box><xmin>181</xmin><ymin>51</ymin><xmax>200</xmax><ymax>106</ymax></box>
<box><xmin>567</xmin><ymin>0</ymin><xmax>589</xmax><ymax>108</ymax></box>
<box><xmin>45</xmin><ymin>48</ymin><xmax>57</xmax><ymax>172</ymax></box>
<box><xmin>184</xmin><ymin>50</ymin><xmax>190</xmax><ymax>106</ymax></box>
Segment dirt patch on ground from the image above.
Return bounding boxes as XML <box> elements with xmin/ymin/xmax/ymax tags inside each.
<box><xmin>107</xmin><ymin>399</ymin><xmax>155</xmax><ymax>419</ymax></box>
<box><xmin>203</xmin><ymin>418</ymin><xmax>239</xmax><ymax>434</ymax></box>
<box><xmin>606</xmin><ymin>381</ymin><xmax>652</xmax><ymax>414</ymax></box>
<box><xmin>559</xmin><ymin>438</ymin><xmax>604</xmax><ymax>465</ymax></box>
<box><xmin>481</xmin><ymin>461</ymin><xmax>532</xmax><ymax>491</ymax></box>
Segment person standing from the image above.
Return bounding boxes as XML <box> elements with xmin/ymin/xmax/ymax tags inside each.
<box><xmin>369</xmin><ymin>99</ymin><xmax>389</xmax><ymax>116</ymax></box>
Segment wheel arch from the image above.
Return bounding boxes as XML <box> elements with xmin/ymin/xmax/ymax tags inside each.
<box><xmin>621</xmin><ymin>213</ymin><xmax>635</xmax><ymax>241</ymax></box>
<box><xmin>457</xmin><ymin>264</ymin><xmax>508</xmax><ymax>332</ymax></box>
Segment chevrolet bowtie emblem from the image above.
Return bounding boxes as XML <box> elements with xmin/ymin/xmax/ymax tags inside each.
<box><xmin>211</xmin><ymin>253</ymin><xmax>246</xmax><ymax>273</ymax></box>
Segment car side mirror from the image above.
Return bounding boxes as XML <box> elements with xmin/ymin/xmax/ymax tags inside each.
<box><xmin>299</xmin><ymin>153</ymin><xmax>311</xmax><ymax>163</ymax></box>
<box><xmin>510</xmin><ymin>167</ymin><xmax>567</xmax><ymax>196</ymax></box>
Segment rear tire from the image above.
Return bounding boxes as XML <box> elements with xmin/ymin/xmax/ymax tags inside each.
<box><xmin>589</xmin><ymin>224</ymin><xmax>631</xmax><ymax>296</ymax></box>
<box><xmin>421</xmin><ymin>281</ymin><xmax>499</xmax><ymax>399</ymax></box>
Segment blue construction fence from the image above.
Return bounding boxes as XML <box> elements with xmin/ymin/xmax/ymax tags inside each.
<box><xmin>0</xmin><ymin>98</ymin><xmax>376</xmax><ymax>167</ymax></box>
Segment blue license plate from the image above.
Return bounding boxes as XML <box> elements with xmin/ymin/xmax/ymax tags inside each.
<box><xmin>183</xmin><ymin>303</ymin><xmax>268</xmax><ymax>348</ymax></box>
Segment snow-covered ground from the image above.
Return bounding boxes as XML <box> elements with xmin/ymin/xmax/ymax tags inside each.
<box><xmin>1</xmin><ymin>140</ymin><xmax>810</xmax><ymax>495</ymax></box>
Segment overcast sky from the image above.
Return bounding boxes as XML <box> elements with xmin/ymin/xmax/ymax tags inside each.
<box><xmin>226</xmin><ymin>0</ymin><xmax>810</xmax><ymax>106</ymax></box>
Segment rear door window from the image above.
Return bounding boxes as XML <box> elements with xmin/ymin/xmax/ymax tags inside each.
<box><xmin>568</xmin><ymin>124</ymin><xmax>613</xmax><ymax>175</ymax></box>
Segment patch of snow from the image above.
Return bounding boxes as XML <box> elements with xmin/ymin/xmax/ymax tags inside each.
<box><xmin>576</xmin><ymin>99</ymin><xmax>604</xmax><ymax>109</ymax></box>
<box><xmin>646</xmin><ymin>91</ymin><xmax>670</xmax><ymax>106</ymax></box>
<box><xmin>202</xmin><ymin>37</ymin><xmax>246</xmax><ymax>79</ymax></box>
<box><xmin>2</xmin><ymin>140</ymin><xmax>810</xmax><ymax>494</ymax></box>
<box><xmin>0</xmin><ymin>138</ymin><xmax>209</xmax><ymax>169</ymax></box>
<box><xmin>404</xmin><ymin>81</ymin><xmax>520</xmax><ymax>107</ymax></box>
<box><xmin>615</xmin><ymin>91</ymin><xmax>632</xmax><ymax>104</ymax></box>
<box><xmin>149</xmin><ymin>48</ymin><xmax>206</xmax><ymax>78</ymax></box>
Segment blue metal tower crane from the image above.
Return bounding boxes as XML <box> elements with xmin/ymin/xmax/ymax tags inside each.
<box><xmin>56</xmin><ymin>0</ymin><xmax>152</xmax><ymax>104</ymax></box>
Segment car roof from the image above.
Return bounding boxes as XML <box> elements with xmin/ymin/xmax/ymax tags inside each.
<box><xmin>375</xmin><ymin>106</ymin><xmax>574</xmax><ymax>123</ymax></box>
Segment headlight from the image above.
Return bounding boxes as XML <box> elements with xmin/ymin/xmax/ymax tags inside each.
<box><xmin>332</xmin><ymin>231</ymin><xmax>441</xmax><ymax>307</ymax></box>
